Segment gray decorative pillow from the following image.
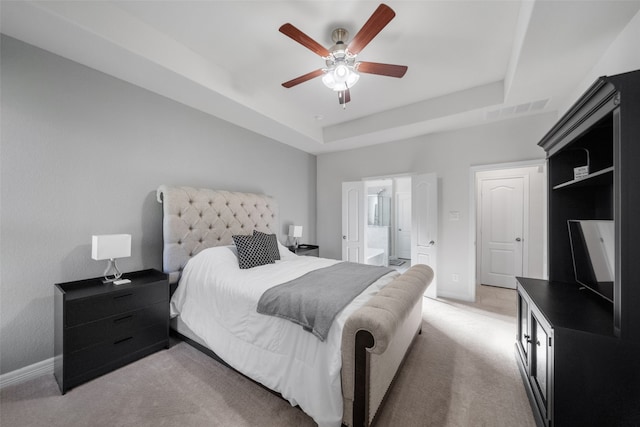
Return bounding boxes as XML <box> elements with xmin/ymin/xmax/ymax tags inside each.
<box><xmin>232</xmin><ymin>234</ymin><xmax>275</xmax><ymax>269</ymax></box>
<box><xmin>253</xmin><ymin>230</ymin><xmax>281</xmax><ymax>261</ymax></box>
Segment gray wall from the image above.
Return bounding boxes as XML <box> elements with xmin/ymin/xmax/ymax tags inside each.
<box><xmin>0</xmin><ymin>36</ymin><xmax>317</xmax><ymax>374</ymax></box>
<box><xmin>316</xmin><ymin>113</ymin><xmax>554</xmax><ymax>300</ymax></box>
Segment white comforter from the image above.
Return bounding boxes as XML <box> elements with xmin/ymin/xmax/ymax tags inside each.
<box><xmin>170</xmin><ymin>244</ymin><xmax>398</xmax><ymax>427</ymax></box>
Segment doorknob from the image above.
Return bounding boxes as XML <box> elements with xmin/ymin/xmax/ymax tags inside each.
<box><xmin>428</xmin><ymin>240</ymin><xmax>435</xmax><ymax>246</ymax></box>
<box><xmin>343</xmin><ymin>235</ymin><xmax>346</xmax><ymax>240</ymax></box>
<box><xmin>515</xmin><ymin>237</ymin><xmax>522</xmax><ymax>242</ymax></box>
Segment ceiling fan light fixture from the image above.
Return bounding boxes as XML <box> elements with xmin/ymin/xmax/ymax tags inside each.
<box><xmin>345</xmin><ymin>69</ymin><xmax>360</xmax><ymax>88</ymax></box>
<box><xmin>322</xmin><ymin>64</ymin><xmax>360</xmax><ymax>91</ymax></box>
<box><xmin>335</xmin><ymin>63</ymin><xmax>349</xmax><ymax>80</ymax></box>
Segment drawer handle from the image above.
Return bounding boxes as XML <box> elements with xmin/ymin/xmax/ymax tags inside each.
<box><xmin>113</xmin><ymin>315</ymin><xmax>133</xmax><ymax>324</ymax></box>
<box><xmin>114</xmin><ymin>336</ymin><xmax>133</xmax><ymax>345</ymax></box>
<box><xmin>113</xmin><ymin>293</ymin><xmax>133</xmax><ymax>300</ymax></box>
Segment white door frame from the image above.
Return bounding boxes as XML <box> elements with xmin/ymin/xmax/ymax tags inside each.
<box><xmin>468</xmin><ymin>159</ymin><xmax>547</xmax><ymax>301</ymax></box>
<box><xmin>395</xmin><ymin>191</ymin><xmax>411</xmax><ymax>259</ymax></box>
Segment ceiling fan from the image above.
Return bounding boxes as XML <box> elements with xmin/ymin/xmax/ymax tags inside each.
<box><xmin>279</xmin><ymin>3</ymin><xmax>408</xmax><ymax>107</ymax></box>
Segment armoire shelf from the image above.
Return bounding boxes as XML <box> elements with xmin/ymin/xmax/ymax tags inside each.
<box><xmin>552</xmin><ymin>166</ymin><xmax>613</xmax><ymax>190</ymax></box>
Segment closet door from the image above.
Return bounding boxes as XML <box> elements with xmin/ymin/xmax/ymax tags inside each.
<box><xmin>479</xmin><ymin>176</ymin><xmax>526</xmax><ymax>289</ymax></box>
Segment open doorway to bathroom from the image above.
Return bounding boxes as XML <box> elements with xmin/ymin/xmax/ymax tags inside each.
<box><xmin>343</xmin><ymin>173</ymin><xmax>437</xmax><ymax>294</ymax></box>
<box><xmin>364</xmin><ymin>177</ymin><xmax>411</xmax><ymax>272</ymax></box>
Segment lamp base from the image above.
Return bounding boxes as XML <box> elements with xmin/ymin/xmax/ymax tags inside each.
<box><xmin>102</xmin><ymin>259</ymin><xmax>123</xmax><ymax>284</ymax></box>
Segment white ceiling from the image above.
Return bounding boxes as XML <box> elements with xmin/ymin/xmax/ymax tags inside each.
<box><xmin>2</xmin><ymin>1</ymin><xmax>639</xmax><ymax>154</ymax></box>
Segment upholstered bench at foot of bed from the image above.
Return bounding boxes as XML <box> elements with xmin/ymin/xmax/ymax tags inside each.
<box><xmin>341</xmin><ymin>264</ymin><xmax>434</xmax><ymax>427</ymax></box>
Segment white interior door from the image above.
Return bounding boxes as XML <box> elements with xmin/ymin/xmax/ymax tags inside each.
<box><xmin>411</xmin><ymin>173</ymin><xmax>438</xmax><ymax>297</ymax></box>
<box><xmin>342</xmin><ymin>181</ymin><xmax>365</xmax><ymax>263</ymax></box>
<box><xmin>480</xmin><ymin>177</ymin><xmax>525</xmax><ymax>289</ymax></box>
<box><xmin>396</xmin><ymin>192</ymin><xmax>411</xmax><ymax>259</ymax></box>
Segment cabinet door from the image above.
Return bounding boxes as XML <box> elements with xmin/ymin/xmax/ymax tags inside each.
<box><xmin>516</xmin><ymin>291</ymin><xmax>530</xmax><ymax>366</ymax></box>
<box><xmin>531</xmin><ymin>311</ymin><xmax>553</xmax><ymax>424</ymax></box>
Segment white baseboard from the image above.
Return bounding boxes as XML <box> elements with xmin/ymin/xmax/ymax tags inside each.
<box><xmin>437</xmin><ymin>289</ymin><xmax>475</xmax><ymax>302</ymax></box>
<box><xmin>0</xmin><ymin>357</ymin><xmax>54</xmax><ymax>389</ymax></box>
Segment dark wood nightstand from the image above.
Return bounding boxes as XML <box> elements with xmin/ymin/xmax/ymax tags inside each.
<box><xmin>288</xmin><ymin>244</ymin><xmax>319</xmax><ymax>257</ymax></box>
<box><xmin>54</xmin><ymin>269</ymin><xmax>169</xmax><ymax>394</ymax></box>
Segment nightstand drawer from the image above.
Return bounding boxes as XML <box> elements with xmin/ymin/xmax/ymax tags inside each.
<box><xmin>65</xmin><ymin>322</ymin><xmax>168</xmax><ymax>379</ymax></box>
<box><xmin>66</xmin><ymin>301</ymin><xmax>167</xmax><ymax>352</ymax></box>
<box><xmin>66</xmin><ymin>283</ymin><xmax>166</xmax><ymax>326</ymax></box>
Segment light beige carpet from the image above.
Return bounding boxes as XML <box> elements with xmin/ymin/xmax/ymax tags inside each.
<box><xmin>1</xmin><ymin>285</ymin><xmax>536</xmax><ymax>427</ymax></box>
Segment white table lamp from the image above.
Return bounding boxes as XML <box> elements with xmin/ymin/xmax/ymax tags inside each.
<box><xmin>288</xmin><ymin>225</ymin><xmax>303</xmax><ymax>248</ymax></box>
<box><xmin>92</xmin><ymin>234</ymin><xmax>131</xmax><ymax>284</ymax></box>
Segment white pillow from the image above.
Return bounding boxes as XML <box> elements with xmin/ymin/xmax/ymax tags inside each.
<box><xmin>277</xmin><ymin>240</ymin><xmax>298</xmax><ymax>260</ymax></box>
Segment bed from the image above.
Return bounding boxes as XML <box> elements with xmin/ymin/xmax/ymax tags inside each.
<box><xmin>156</xmin><ymin>185</ymin><xmax>434</xmax><ymax>427</ymax></box>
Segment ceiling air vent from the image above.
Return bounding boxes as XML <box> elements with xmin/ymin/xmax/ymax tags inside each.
<box><xmin>485</xmin><ymin>98</ymin><xmax>550</xmax><ymax>120</ymax></box>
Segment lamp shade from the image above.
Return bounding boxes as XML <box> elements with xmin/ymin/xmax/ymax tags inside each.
<box><xmin>288</xmin><ymin>225</ymin><xmax>303</xmax><ymax>238</ymax></box>
<box><xmin>91</xmin><ymin>234</ymin><xmax>131</xmax><ymax>260</ymax></box>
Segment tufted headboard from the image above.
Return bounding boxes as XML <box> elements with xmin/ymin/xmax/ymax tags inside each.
<box><xmin>156</xmin><ymin>185</ymin><xmax>279</xmax><ymax>284</ymax></box>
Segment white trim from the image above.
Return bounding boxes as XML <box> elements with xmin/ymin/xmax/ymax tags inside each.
<box><xmin>361</xmin><ymin>172</ymin><xmax>412</xmax><ymax>181</ymax></box>
<box><xmin>437</xmin><ymin>290</ymin><xmax>475</xmax><ymax>302</ymax></box>
<box><xmin>0</xmin><ymin>357</ymin><xmax>54</xmax><ymax>389</ymax></box>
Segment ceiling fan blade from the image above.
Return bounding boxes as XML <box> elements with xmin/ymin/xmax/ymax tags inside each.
<box><xmin>338</xmin><ymin>89</ymin><xmax>351</xmax><ymax>105</ymax></box>
<box><xmin>347</xmin><ymin>4</ymin><xmax>396</xmax><ymax>55</ymax></box>
<box><xmin>279</xmin><ymin>23</ymin><xmax>330</xmax><ymax>57</ymax></box>
<box><xmin>358</xmin><ymin>61</ymin><xmax>408</xmax><ymax>78</ymax></box>
<box><xmin>282</xmin><ymin>69</ymin><xmax>324</xmax><ymax>88</ymax></box>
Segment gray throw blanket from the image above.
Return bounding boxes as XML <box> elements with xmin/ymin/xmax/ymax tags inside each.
<box><xmin>257</xmin><ymin>262</ymin><xmax>394</xmax><ymax>341</ymax></box>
